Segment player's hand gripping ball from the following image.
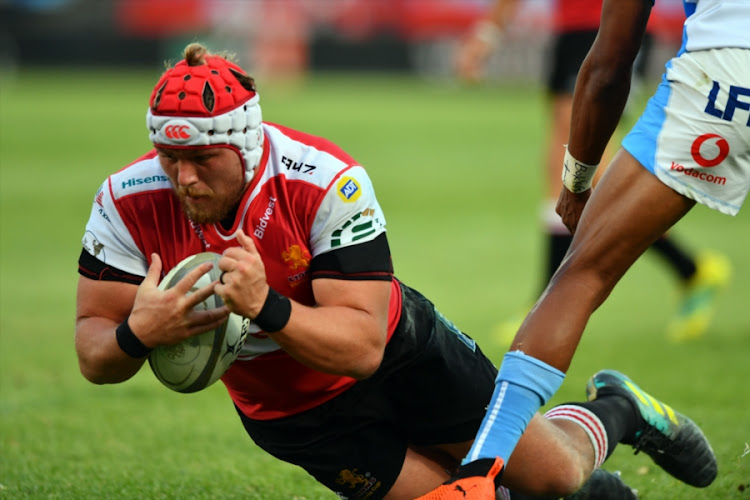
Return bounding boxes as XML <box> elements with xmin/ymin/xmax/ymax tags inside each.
<box><xmin>148</xmin><ymin>252</ymin><xmax>249</xmax><ymax>393</ymax></box>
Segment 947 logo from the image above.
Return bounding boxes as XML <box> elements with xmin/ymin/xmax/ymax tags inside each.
<box><xmin>282</xmin><ymin>156</ymin><xmax>316</xmax><ymax>174</ymax></box>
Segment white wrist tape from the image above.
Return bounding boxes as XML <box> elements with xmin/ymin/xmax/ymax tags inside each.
<box><xmin>562</xmin><ymin>147</ymin><xmax>599</xmax><ymax>193</ymax></box>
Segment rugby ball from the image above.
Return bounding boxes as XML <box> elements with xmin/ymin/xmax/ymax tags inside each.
<box><xmin>148</xmin><ymin>252</ymin><xmax>249</xmax><ymax>393</ymax></box>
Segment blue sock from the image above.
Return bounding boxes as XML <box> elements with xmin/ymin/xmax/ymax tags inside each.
<box><xmin>464</xmin><ymin>351</ymin><xmax>565</xmax><ymax>464</ymax></box>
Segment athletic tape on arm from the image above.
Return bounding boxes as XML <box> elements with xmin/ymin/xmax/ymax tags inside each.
<box><xmin>562</xmin><ymin>146</ymin><xmax>599</xmax><ymax>193</ymax></box>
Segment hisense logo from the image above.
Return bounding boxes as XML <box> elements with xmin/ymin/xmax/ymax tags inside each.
<box><xmin>121</xmin><ymin>175</ymin><xmax>170</xmax><ymax>189</ymax></box>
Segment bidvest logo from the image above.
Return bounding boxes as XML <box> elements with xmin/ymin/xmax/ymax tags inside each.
<box><xmin>254</xmin><ymin>196</ymin><xmax>277</xmax><ymax>239</ymax></box>
<box><xmin>160</xmin><ymin>119</ymin><xmax>198</xmax><ymax>143</ymax></box>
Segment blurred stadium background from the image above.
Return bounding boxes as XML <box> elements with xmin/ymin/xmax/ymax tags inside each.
<box><xmin>1</xmin><ymin>0</ymin><xmax>685</xmax><ymax>78</ymax></box>
<box><xmin>1</xmin><ymin>1</ymin><xmax>748</xmax><ymax>499</ymax></box>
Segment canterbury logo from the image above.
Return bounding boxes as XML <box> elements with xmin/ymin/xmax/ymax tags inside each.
<box><xmin>164</xmin><ymin>124</ymin><xmax>191</xmax><ymax>140</ymax></box>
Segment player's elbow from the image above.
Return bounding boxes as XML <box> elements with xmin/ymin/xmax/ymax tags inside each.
<box><xmin>77</xmin><ymin>358</ymin><xmax>111</xmax><ymax>385</ymax></box>
<box><xmin>581</xmin><ymin>52</ymin><xmax>633</xmax><ymax>98</ymax></box>
<box><xmin>80</xmin><ymin>371</ymin><xmax>110</xmax><ymax>385</ymax></box>
<box><xmin>349</xmin><ymin>349</ymin><xmax>385</xmax><ymax>380</ymax></box>
<box><xmin>77</xmin><ymin>358</ymin><xmax>123</xmax><ymax>385</ymax></box>
<box><xmin>75</xmin><ymin>341</ymin><xmax>107</xmax><ymax>384</ymax></box>
<box><xmin>76</xmin><ymin>348</ymin><xmax>140</xmax><ymax>385</ymax></box>
<box><xmin>343</xmin><ymin>331</ymin><xmax>387</xmax><ymax>380</ymax></box>
<box><xmin>342</xmin><ymin>319</ymin><xmax>388</xmax><ymax>380</ymax></box>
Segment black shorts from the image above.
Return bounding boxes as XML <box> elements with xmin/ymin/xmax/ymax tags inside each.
<box><xmin>235</xmin><ymin>283</ymin><xmax>498</xmax><ymax>500</ymax></box>
<box><xmin>546</xmin><ymin>30</ymin><xmax>653</xmax><ymax>95</ymax></box>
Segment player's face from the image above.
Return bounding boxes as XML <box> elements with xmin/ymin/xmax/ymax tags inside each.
<box><xmin>156</xmin><ymin>147</ymin><xmax>246</xmax><ymax>224</ymax></box>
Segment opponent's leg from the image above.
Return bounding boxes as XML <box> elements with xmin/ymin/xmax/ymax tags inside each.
<box><xmin>501</xmin><ymin>388</ymin><xmax>641</xmax><ymax>498</ymax></box>
<box><xmin>562</xmin><ymin>469</ymin><xmax>638</xmax><ymax>500</ymax></box>
<box><xmin>385</xmin><ymin>445</ymin><xmax>466</xmax><ymax>500</ymax></box>
<box><xmin>471</xmin><ymin>152</ymin><xmax>693</xmax><ymax>466</ymax></box>
<box><xmin>586</xmin><ymin>370</ymin><xmax>717</xmax><ymax>487</ymax></box>
<box><xmin>508</xmin><ymin>469</ymin><xmax>638</xmax><ymax>500</ymax></box>
<box><xmin>500</xmin><ymin>413</ymin><xmax>600</xmax><ymax>496</ymax></box>
<box><xmin>416</xmin><ymin>394</ymin><xmax>640</xmax><ymax>500</ymax></box>
<box><xmin>431</xmin><ymin>152</ymin><xmax>696</xmax><ymax>494</ymax></box>
<box><xmin>664</xmin><ymin>246</ymin><xmax>731</xmax><ymax>342</ymax></box>
<box><xmin>507</xmin><ymin>369</ymin><xmax>718</xmax><ymax>496</ymax></box>
<box><xmin>512</xmin><ymin>149</ymin><xmax>696</xmax><ymax>370</ymax></box>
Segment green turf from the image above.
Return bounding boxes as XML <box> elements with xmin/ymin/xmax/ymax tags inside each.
<box><xmin>1</xmin><ymin>69</ymin><xmax>748</xmax><ymax>499</ymax></box>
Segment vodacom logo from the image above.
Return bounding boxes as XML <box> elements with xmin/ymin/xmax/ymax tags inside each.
<box><xmin>164</xmin><ymin>124</ymin><xmax>191</xmax><ymax>140</ymax></box>
<box><xmin>690</xmin><ymin>133</ymin><xmax>729</xmax><ymax>167</ymax></box>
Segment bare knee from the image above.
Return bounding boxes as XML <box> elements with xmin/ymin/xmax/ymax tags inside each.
<box><xmin>503</xmin><ymin>415</ymin><xmax>593</xmax><ymax>497</ymax></box>
<box><xmin>540</xmin><ymin>460</ymin><xmax>589</xmax><ymax>497</ymax></box>
<box><xmin>507</xmin><ymin>459</ymin><xmax>588</xmax><ymax>498</ymax></box>
<box><xmin>385</xmin><ymin>445</ymin><xmax>461</xmax><ymax>500</ymax></box>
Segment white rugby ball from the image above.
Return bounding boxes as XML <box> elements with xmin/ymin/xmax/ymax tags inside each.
<box><xmin>148</xmin><ymin>252</ymin><xmax>249</xmax><ymax>393</ymax></box>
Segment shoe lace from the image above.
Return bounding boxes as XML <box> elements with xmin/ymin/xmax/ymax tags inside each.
<box><xmin>632</xmin><ymin>424</ymin><xmax>682</xmax><ymax>457</ymax></box>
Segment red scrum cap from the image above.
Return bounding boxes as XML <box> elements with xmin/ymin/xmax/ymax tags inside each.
<box><xmin>146</xmin><ymin>44</ymin><xmax>264</xmax><ymax>182</ymax></box>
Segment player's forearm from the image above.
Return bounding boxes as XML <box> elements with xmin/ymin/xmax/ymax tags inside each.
<box><xmin>567</xmin><ymin>61</ymin><xmax>632</xmax><ymax>166</ymax></box>
<box><xmin>268</xmin><ymin>302</ymin><xmax>387</xmax><ymax>380</ymax></box>
<box><xmin>75</xmin><ymin>317</ymin><xmax>146</xmax><ymax>384</ymax></box>
<box><xmin>567</xmin><ymin>0</ymin><xmax>651</xmax><ymax>166</ymax></box>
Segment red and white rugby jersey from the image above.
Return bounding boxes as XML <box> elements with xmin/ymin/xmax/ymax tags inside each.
<box><xmin>81</xmin><ymin>122</ymin><xmax>402</xmax><ymax>420</ymax></box>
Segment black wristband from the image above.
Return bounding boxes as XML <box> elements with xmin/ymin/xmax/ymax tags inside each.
<box><xmin>253</xmin><ymin>287</ymin><xmax>292</xmax><ymax>333</ymax></box>
<box><xmin>115</xmin><ymin>316</ymin><xmax>153</xmax><ymax>358</ymax></box>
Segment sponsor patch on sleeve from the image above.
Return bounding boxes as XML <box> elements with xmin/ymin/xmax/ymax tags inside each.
<box><xmin>336</xmin><ymin>177</ymin><xmax>361</xmax><ymax>203</ymax></box>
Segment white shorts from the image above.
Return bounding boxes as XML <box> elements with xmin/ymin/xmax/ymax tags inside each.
<box><xmin>622</xmin><ymin>48</ymin><xmax>750</xmax><ymax>216</ymax></box>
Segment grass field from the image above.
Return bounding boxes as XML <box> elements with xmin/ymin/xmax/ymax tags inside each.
<box><xmin>1</xmin><ymin>68</ymin><xmax>748</xmax><ymax>500</ymax></box>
